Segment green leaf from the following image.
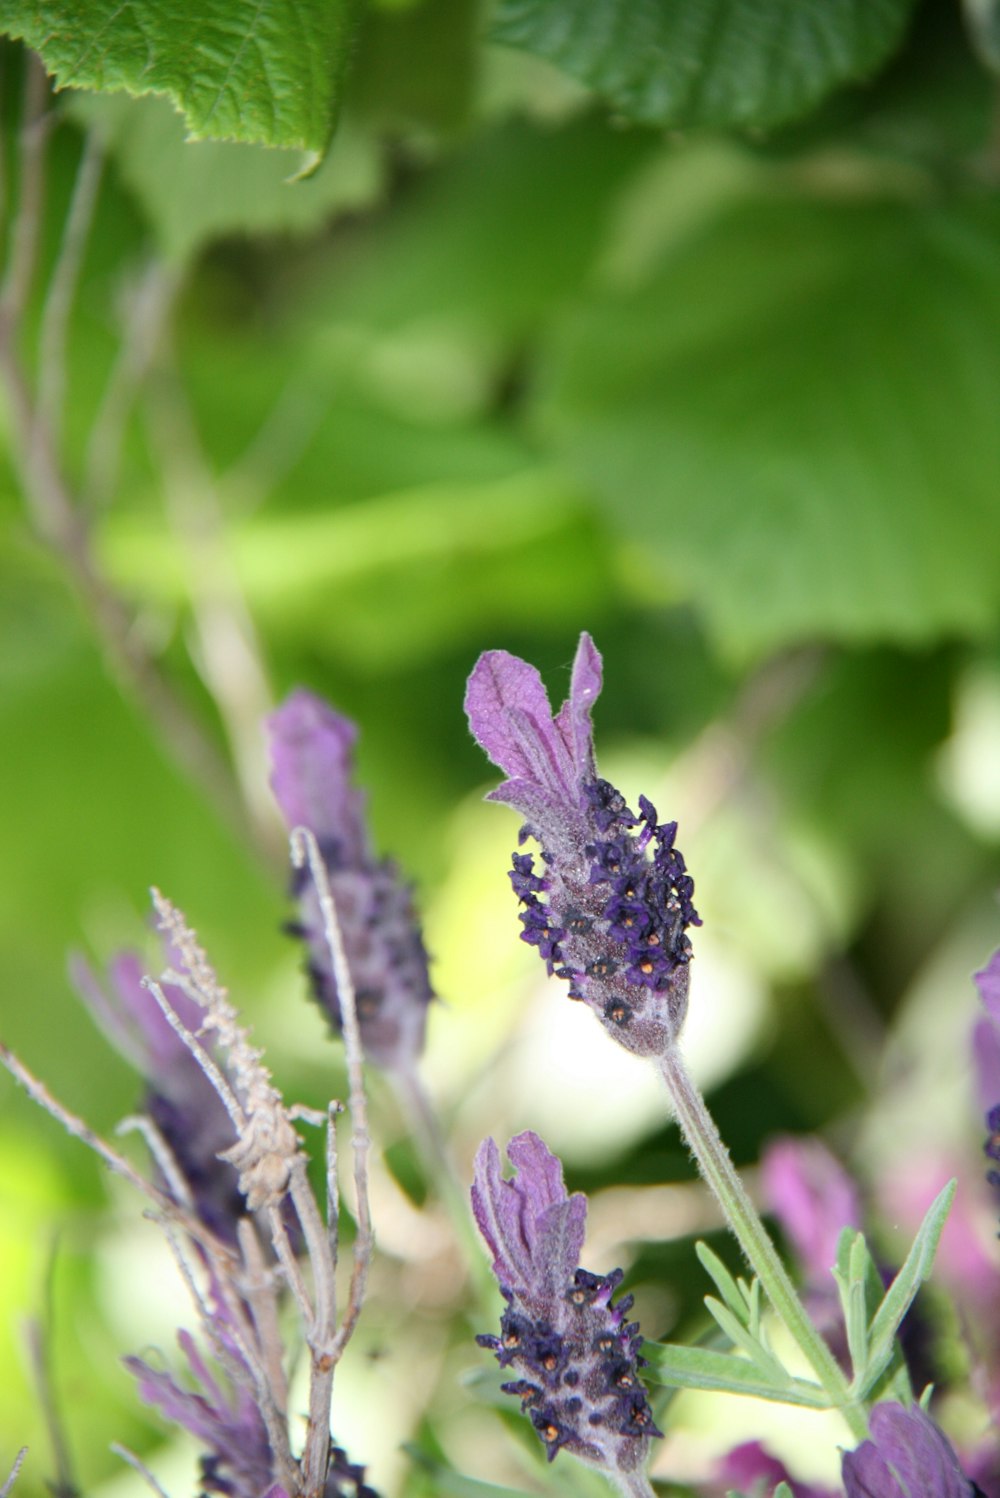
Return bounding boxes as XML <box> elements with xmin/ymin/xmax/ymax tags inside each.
<box><xmin>641</xmin><ymin>1342</ymin><xmax>829</xmax><ymax>1408</ymax></box>
<box><xmin>2</xmin><ymin>0</ymin><xmax>360</xmax><ymax>151</ymax></box>
<box><xmin>491</xmin><ymin>0</ymin><xmax>918</xmax><ymax>129</ymax></box>
<box><xmin>66</xmin><ymin>92</ymin><xmax>382</xmax><ymax>260</ymax></box>
<box><xmin>541</xmin><ymin>193</ymin><xmax>1000</xmax><ymax>662</ymax></box>
<box><xmin>695</xmin><ymin>1240</ymin><xmax>750</xmax><ymax>1326</ymax></box>
<box><xmin>855</xmin><ymin>1179</ymin><xmax>955</xmax><ymax>1396</ymax></box>
<box><xmin>832</xmin><ymin>1229</ymin><xmax>874</xmax><ymax>1377</ymax></box>
<box><xmin>703</xmin><ymin>1297</ymin><xmax>784</xmax><ymax>1382</ymax></box>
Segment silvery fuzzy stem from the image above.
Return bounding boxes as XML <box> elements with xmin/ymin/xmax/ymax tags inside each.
<box><xmin>657</xmin><ymin>1043</ymin><xmax>868</xmax><ymax>1442</ymax></box>
<box><xmin>612</xmin><ymin>1471</ymin><xmax>658</xmax><ymax>1498</ymax></box>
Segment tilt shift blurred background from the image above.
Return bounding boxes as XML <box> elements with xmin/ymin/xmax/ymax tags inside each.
<box><xmin>3</xmin><ymin>0</ymin><xmax>1000</xmax><ymax>1492</ymax></box>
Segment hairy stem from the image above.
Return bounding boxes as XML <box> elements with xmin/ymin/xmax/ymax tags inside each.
<box><xmin>658</xmin><ymin>1043</ymin><xmax>868</xmax><ymax>1441</ymax></box>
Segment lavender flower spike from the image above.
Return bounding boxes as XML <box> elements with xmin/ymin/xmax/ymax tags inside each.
<box><xmin>472</xmin><ymin>1131</ymin><xmax>660</xmax><ymax>1477</ymax></box>
<box><xmin>841</xmin><ymin>1402</ymin><xmax>974</xmax><ymax>1498</ymax></box>
<box><xmin>465</xmin><ymin>634</ymin><xmax>700</xmax><ymax>1056</ymax></box>
<box><xmin>71</xmin><ymin>950</ymin><xmax>244</xmax><ymax>1241</ymax></box>
<box><xmin>267</xmin><ymin>689</ymin><xmax>434</xmax><ymax>1070</ymax></box>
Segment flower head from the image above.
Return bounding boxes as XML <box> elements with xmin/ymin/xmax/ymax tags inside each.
<box><xmin>465</xmin><ymin>634</ymin><xmax>700</xmax><ymax>1056</ymax></box>
<box><xmin>71</xmin><ymin>950</ymin><xmax>244</xmax><ymax>1242</ymax></box>
<box><xmin>471</xmin><ymin>1131</ymin><xmax>660</xmax><ymax>1476</ymax></box>
<box><xmin>841</xmin><ymin>1403</ymin><xmax>974</xmax><ymax>1498</ymax></box>
<box><xmin>267</xmin><ymin>689</ymin><xmax>434</xmax><ymax>1070</ymax></box>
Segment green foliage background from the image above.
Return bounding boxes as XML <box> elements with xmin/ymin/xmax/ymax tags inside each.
<box><xmin>2</xmin><ymin>0</ymin><xmax>1000</xmax><ymax>1493</ymax></box>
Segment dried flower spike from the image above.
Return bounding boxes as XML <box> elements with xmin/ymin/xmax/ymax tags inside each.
<box><xmin>267</xmin><ymin>690</ymin><xmax>433</xmax><ymax>1069</ymax></box>
<box><xmin>471</xmin><ymin>1131</ymin><xmax>660</xmax><ymax>1479</ymax></box>
<box><xmin>465</xmin><ymin>633</ymin><xmax>700</xmax><ymax>1056</ymax></box>
<box><xmin>841</xmin><ymin>1402</ymin><xmax>973</xmax><ymax>1498</ymax></box>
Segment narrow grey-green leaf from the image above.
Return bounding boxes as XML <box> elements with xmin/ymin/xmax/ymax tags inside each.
<box><xmin>696</xmin><ymin>1240</ymin><xmax>749</xmax><ymax>1326</ymax></box>
<box><xmin>491</xmin><ymin>0</ymin><xmax>918</xmax><ymax>129</ymax></box>
<box><xmin>641</xmin><ymin>1342</ymin><xmax>828</xmax><ymax>1408</ymax></box>
<box><xmin>704</xmin><ymin>1296</ymin><xmax>784</xmax><ymax>1379</ymax></box>
<box><xmin>832</xmin><ymin>1230</ymin><xmax>871</xmax><ymax>1378</ymax></box>
<box><xmin>541</xmin><ymin>194</ymin><xmax>1000</xmax><ymax>662</ymax></box>
<box><xmin>858</xmin><ymin>1179</ymin><xmax>955</xmax><ymax>1395</ymax></box>
<box><xmin>1</xmin><ymin>0</ymin><xmax>360</xmax><ymax>150</ymax></box>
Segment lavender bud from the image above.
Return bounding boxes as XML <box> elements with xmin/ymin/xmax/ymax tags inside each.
<box><xmin>841</xmin><ymin>1402</ymin><xmax>974</xmax><ymax>1498</ymax></box>
<box><xmin>471</xmin><ymin>1132</ymin><xmax>660</xmax><ymax>1477</ymax></box>
<box><xmin>465</xmin><ymin>634</ymin><xmax>700</xmax><ymax>1057</ymax></box>
<box><xmin>267</xmin><ymin>690</ymin><xmax>434</xmax><ymax>1070</ymax></box>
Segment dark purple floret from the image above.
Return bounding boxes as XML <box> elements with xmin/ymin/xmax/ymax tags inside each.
<box><xmin>465</xmin><ymin>636</ymin><xmax>700</xmax><ymax>1057</ymax></box>
<box><xmin>841</xmin><ymin>1402</ymin><xmax>974</xmax><ymax>1498</ymax></box>
<box><xmin>471</xmin><ymin>1132</ymin><xmax>660</xmax><ymax>1478</ymax></box>
<box><xmin>267</xmin><ymin>690</ymin><xmax>434</xmax><ymax>1071</ymax></box>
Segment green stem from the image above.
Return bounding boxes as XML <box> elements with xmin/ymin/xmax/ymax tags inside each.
<box><xmin>658</xmin><ymin>1043</ymin><xmax>868</xmax><ymax>1442</ymax></box>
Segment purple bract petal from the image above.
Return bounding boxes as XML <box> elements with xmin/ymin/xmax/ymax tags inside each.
<box><xmin>267</xmin><ymin>691</ymin><xmax>367</xmax><ymax>863</ymax></box>
<box><xmin>842</xmin><ymin>1403</ymin><xmax>974</xmax><ymax>1498</ymax></box>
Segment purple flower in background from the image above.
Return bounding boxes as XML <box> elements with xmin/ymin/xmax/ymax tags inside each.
<box><xmin>465</xmin><ymin>634</ymin><xmax>700</xmax><ymax>1057</ymax></box>
<box><xmin>72</xmin><ymin>951</ymin><xmax>244</xmax><ymax>1242</ymax></box>
<box><xmin>973</xmin><ymin>950</ymin><xmax>1000</xmax><ymax>1199</ymax></box>
<box><xmin>267</xmin><ymin>689</ymin><xmax>434</xmax><ymax>1070</ymax></box>
<box><xmin>716</xmin><ymin>1441</ymin><xmax>837</xmax><ymax>1498</ymax></box>
<box><xmin>841</xmin><ymin>1402</ymin><xmax>974</xmax><ymax>1498</ymax></box>
<box><xmin>761</xmin><ymin>1135</ymin><xmax>861</xmax><ymax>1366</ymax></box>
<box><xmin>471</xmin><ymin>1131</ymin><xmax>660</xmax><ymax>1476</ymax></box>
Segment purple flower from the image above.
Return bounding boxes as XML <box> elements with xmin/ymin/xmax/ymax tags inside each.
<box><xmin>125</xmin><ymin>1326</ymin><xmax>378</xmax><ymax>1498</ymax></box>
<box><xmin>126</xmin><ymin>1331</ymin><xmax>273</xmax><ymax>1498</ymax></box>
<box><xmin>716</xmin><ymin>1441</ymin><xmax>837</xmax><ymax>1498</ymax></box>
<box><xmin>267</xmin><ymin>690</ymin><xmax>434</xmax><ymax>1070</ymax></box>
<box><xmin>471</xmin><ymin>1131</ymin><xmax>660</xmax><ymax>1476</ymax></box>
<box><xmin>465</xmin><ymin>634</ymin><xmax>700</xmax><ymax>1057</ymax></box>
<box><xmin>841</xmin><ymin>1403</ymin><xmax>974</xmax><ymax>1498</ymax></box>
<box><xmin>761</xmin><ymin>1135</ymin><xmax>861</xmax><ymax>1367</ymax></box>
<box><xmin>72</xmin><ymin>951</ymin><xmax>244</xmax><ymax>1242</ymax></box>
<box><xmin>973</xmin><ymin>950</ymin><xmax>1000</xmax><ymax>1197</ymax></box>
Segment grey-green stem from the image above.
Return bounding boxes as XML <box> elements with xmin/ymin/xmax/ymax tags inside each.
<box><xmin>658</xmin><ymin>1043</ymin><xmax>868</xmax><ymax>1442</ymax></box>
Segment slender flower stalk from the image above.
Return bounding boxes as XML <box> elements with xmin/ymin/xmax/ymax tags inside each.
<box><xmin>659</xmin><ymin>1044</ymin><xmax>868</xmax><ymax>1439</ymax></box>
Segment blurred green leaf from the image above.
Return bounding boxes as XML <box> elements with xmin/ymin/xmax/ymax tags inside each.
<box><xmin>541</xmin><ymin>193</ymin><xmax>1000</xmax><ymax>661</ymax></box>
<box><xmin>351</xmin><ymin>0</ymin><xmax>478</xmax><ymax>134</ymax></box>
<box><xmin>67</xmin><ymin>92</ymin><xmax>382</xmax><ymax>260</ymax></box>
<box><xmin>491</xmin><ymin>0</ymin><xmax>918</xmax><ymax>129</ymax></box>
<box><xmin>98</xmin><ymin>468</ymin><xmax>615</xmax><ymax>667</ymax></box>
<box><xmin>2</xmin><ymin>0</ymin><xmax>359</xmax><ymax>151</ymax></box>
